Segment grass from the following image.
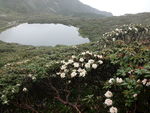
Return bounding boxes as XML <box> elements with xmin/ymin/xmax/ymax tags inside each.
<box><xmin>0</xmin><ymin>40</ymin><xmax>103</xmax><ymax>68</ymax></box>
<box><xmin>1</xmin><ymin>12</ymin><xmax>150</xmax><ymax>40</ymax></box>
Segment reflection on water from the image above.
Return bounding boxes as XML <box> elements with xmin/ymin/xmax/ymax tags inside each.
<box><xmin>0</xmin><ymin>23</ymin><xmax>89</xmax><ymax>46</ymax></box>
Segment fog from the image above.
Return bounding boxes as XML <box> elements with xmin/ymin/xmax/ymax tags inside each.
<box><xmin>80</xmin><ymin>0</ymin><xmax>150</xmax><ymax>15</ymax></box>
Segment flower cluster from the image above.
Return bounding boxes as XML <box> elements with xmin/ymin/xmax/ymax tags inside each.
<box><xmin>23</xmin><ymin>87</ymin><xmax>28</xmax><ymax>92</ymax></box>
<box><xmin>4</xmin><ymin>59</ymin><xmax>30</xmax><ymax>67</ymax></box>
<box><xmin>104</xmin><ymin>91</ymin><xmax>118</xmax><ymax>113</ymax></box>
<box><xmin>57</xmin><ymin>51</ymin><xmax>103</xmax><ymax>79</ymax></box>
<box><xmin>27</xmin><ymin>73</ymin><xmax>37</xmax><ymax>81</ymax></box>
<box><xmin>0</xmin><ymin>83</ymin><xmax>21</xmax><ymax>105</ymax></box>
<box><xmin>103</xmin><ymin>24</ymin><xmax>150</xmax><ymax>42</ymax></box>
<box><xmin>108</xmin><ymin>77</ymin><xmax>123</xmax><ymax>84</ymax></box>
<box><xmin>141</xmin><ymin>79</ymin><xmax>150</xmax><ymax>87</ymax></box>
<box><xmin>104</xmin><ymin>73</ymin><xmax>150</xmax><ymax>112</ymax></box>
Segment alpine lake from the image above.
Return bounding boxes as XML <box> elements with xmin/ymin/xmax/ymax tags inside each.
<box><xmin>0</xmin><ymin>23</ymin><xmax>89</xmax><ymax>46</ymax></box>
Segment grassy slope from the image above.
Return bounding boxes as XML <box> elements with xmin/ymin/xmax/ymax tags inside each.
<box><xmin>0</xmin><ymin>12</ymin><xmax>150</xmax><ymax>39</ymax></box>
<box><xmin>0</xmin><ymin>12</ymin><xmax>150</xmax><ymax>67</ymax></box>
<box><xmin>0</xmin><ymin>12</ymin><xmax>150</xmax><ymax>113</ymax></box>
<box><xmin>0</xmin><ymin>41</ymin><xmax>102</xmax><ymax>68</ymax></box>
<box><xmin>18</xmin><ymin>12</ymin><xmax>150</xmax><ymax>41</ymax></box>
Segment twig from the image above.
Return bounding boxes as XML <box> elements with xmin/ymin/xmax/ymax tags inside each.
<box><xmin>49</xmin><ymin>81</ymin><xmax>82</xmax><ymax>113</ymax></box>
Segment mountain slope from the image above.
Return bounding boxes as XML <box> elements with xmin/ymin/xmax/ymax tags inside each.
<box><xmin>0</xmin><ymin>0</ymin><xmax>112</xmax><ymax>17</ymax></box>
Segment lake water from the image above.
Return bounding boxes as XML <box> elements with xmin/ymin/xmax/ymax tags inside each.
<box><xmin>0</xmin><ymin>23</ymin><xmax>89</xmax><ymax>46</ymax></box>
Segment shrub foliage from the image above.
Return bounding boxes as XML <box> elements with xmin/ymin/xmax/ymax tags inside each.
<box><xmin>0</xmin><ymin>24</ymin><xmax>150</xmax><ymax>113</ymax></box>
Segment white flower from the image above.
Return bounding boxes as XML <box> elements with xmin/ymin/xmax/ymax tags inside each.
<box><xmin>64</xmin><ymin>62</ymin><xmax>69</xmax><ymax>65</ymax></box>
<box><xmin>71</xmin><ymin>55</ymin><xmax>76</xmax><ymax>59</ymax></box>
<box><xmin>73</xmin><ymin>62</ymin><xmax>79</xmax><ymax>68</ymax></box>
<box><xmin>71</xmin><ymin>72</ymin><xmax>77</xmax><ymax>78</ymax></box>
<box><xmin>109</xmin><ymin>106</ymin><xmax>118</xmax><ymax>113</ymax></box>
<box><xmin>146</xmin><ymin>81</ymin><xmax>150</xmax><ymax>87</ymax></box>
<box><xmin>116</xmin><ymin>77</ymin><xmax>123</xmax><ymax>83</ymax></box>
<box><xmin>12</xmin><ymin>89</ymin><xmax>15</xmax><ymax>93</ymax></box>
<box><xmin>81</xmin><ymin>52</ymin><xmax>86</xmax><ymax>55</ymax></box>
<box><xmin>79</xmin><ymin>70</ymin><xmax>87</xmax><ymax>77</ymax></box>
<box><xmin>23</xmin><ymin>87</ymin><xmax>28</xmax><ymax>92</ymax></box>
<box><xmin>85</xmin><ymin>51</ymin><xmax>90</xmax><ymax>54</ymax></box>
<box><xmin>79</xmin><ymin>72</ymin><xmax>86</xmax><ymax>77</ymax></box>
<box><xmin>6</xmin><ymin>63</ymin><xmax>11</xmax><ymax>66</ymax></box>
<box><xmin>64</xmin><ymin>69</ymin><xmax>68</xmax><ymax>72</ymax></box>
<box><xmin>88</xmin><ymin>59</ymin><xmax>94</xmax><ymax>64</ymax></box>
<box><xmin>115</xmin><ymin>28</ymin><xmax>119</xmax><ymax>31</ymax></box>
<box><xmin>98</xmin><ymin>60</ymin><xmax>103</xmax><ymax>64</ymax></box>
<box><xmin>145</xmin><ymin>28</ymin><xmax>149</xmax><ymax>32</ymax></box>
<box><xmin>45</xmin><ymin>64</ymin><xmax>50</xmax><ymax>67</ymax></box>
<box><xmin>56</xmin><ymin>72</ymin><xmax>61</xmax><ymax>75</ymax></box>
<box><xmin>94</xmin><ymin>55</ymin><xmax>97</xmax><ymax>57</ymax></box>
<box><xmin>28</xmin><ymin>74</ymin><xmax>32</xmax><ymax>77</ymax></box>
<box><xmin>137</xmin><ymin>79</ymin><xmax>140</xmax><ymax>83</ymax></box>
<box><xmin>134</xmin><ymin>28</ymin><xmax>138</xmax><ymax>32</ymax></box>
<box><xmin>72</xmin><ymin>69</ymin><xmax>77</xmax><ymax>72</ymax></box>
<box><xmin>60</xmin><ymin>73</ymin><xmax>66</xmax><ymax>78</ymax></box>
<box><xmin>124</xmin><ymin>31</ymin><xmax>127</xmax><ymax>34</ymax></box>
<box><xmin>129</xmin><ymin>27</ymin><xmax>132</xmax><ymax>30</ymax></box>
<box><xmin>108</xmin><ymin>78</ymin><xmax>115</xmax><ymax>84</ymax></box>
<box><xmin>85</xmin><ymin>63</ymin><xmax>91</xmax><ymax>69</ymax></box>
<box><xmin>61</xmin><ymin>60</ymin><xmax>65</xmax><ymax>64</ymax></box>
<box><xmin>61</xmin><ymin>65</ymin><xmax>67</xmax><ymax>70</ymax></box>
<box><xmin>79</xmin><ymin>58</ymin><xmax>84</xmax><ymax>62</ymax></box>
<box><xmin>112</xmin><ymin>38</ymin><xmax>116</xmax><ymax>41</ymax></box>
<box><xmin>104</xmin><ymin>91</ymin><xmax>113</xmax><ymax>98</ymax></box>
<box><xmin>133</xmin><ymin>94</ymin><xmax>138</xmax><ymax>98</ymax></box>
<box><xmin>104</xmin><ymin>99</ymin><xmax>113</xmax><ymax>106</ymax></box>
<box><xmin>68</xmin><ymin>59</ymin><xmax>74</xmax><ymax>64</ymax></box>
<box><xmin>72</xmin><ymin>45</ymin><xmax>77</xmax><ymax>48</ymax></box>
<box><xmin>78</xmin><ymin>68</ymin><xmax>83</xmax><ymax>72</ymax></box>
<box><xmin>16</xmin><ymin>84</ymin><xmax>21</xmax><ymax>86</ymax></box>
<box><xmin>32</xmin><ymin>76</ymin><xmax>36</xmax><ymax>80</ymax></box>
<box><xmin>4</xmin><ymin>100</ymin><xmax>8</xmax><ymax>104</ymax></box>
<box><xmin>97</xmin><ymin>55</ymin><xmax>103</xmax><ymax>59</ymax></box>
<box><xmin>92</xmin><ymin>64</ymin><xmax>98</xmax><ymax>69</ymax></box>
<box><xmin>1</xmin><ymin>95</ymin><xmax>5</xmax><ymax>98</ymax></box>
<box><xmin>142</xmin><ymin>79</ymin><xmax>147</xmax><ymax>85</ymax></box>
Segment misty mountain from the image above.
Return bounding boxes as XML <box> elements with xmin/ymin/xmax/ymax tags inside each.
<box><xmin>0</xmin><ymin>0</ymin><xmax>112</xmax><ymax>17</ymax></box>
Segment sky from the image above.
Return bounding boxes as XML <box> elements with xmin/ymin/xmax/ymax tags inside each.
<box><xmin>79</xmin><ymin>0</ymin><xmax>150</xmax><ymax>16</ymax></box>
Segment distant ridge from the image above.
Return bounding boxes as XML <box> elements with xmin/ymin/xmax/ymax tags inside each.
<box><xmin>0</xmin><ymin>0</ymin><xmax>112</xmax><ymax>17</ymax></box>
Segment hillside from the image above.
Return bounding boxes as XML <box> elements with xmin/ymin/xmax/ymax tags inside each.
<box><xmin>0</xmin><ymin>3</ymin><xmax>150</xmax><ymax>111</ymax></box>
<box><xmin>75</xmin><ymin>12</ymin><xmax>150</xmax><ymax>41</ymax></box>
<box><xmin>23</xmin><ymin>12</ymin><xmax>150</xmax><ymax>41</ymax></box>
<box><xmin>0</xmin><ymin>24</ymin><xmax>149</xmax><ymax>112</ymax></box>
<box><xmin>0</xmin><ymin>0</ymin><xmax>112</xmax><ymax>17</ymax></box>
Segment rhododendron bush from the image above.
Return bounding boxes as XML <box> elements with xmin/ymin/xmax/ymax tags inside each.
<box><xmin>103</xmin><ymin>24</ymin><xmax>150</xmax><ymax>42</ymax></box>
<box><xmin>0</xmin><ymin>25</ymin><xmax>149</xmax><ymax>113</ymax></box>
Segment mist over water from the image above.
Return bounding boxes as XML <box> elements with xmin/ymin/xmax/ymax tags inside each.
<box><xmin>0</xmin><ymin>23</ymin><xmax>89</xmax><ymax>46</ymax></box>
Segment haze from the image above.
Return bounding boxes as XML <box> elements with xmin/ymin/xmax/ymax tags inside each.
<box><xmin>80</xmin><ymin>0</ymin><xmax>150</xmax><ymax>16</ymax></box>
